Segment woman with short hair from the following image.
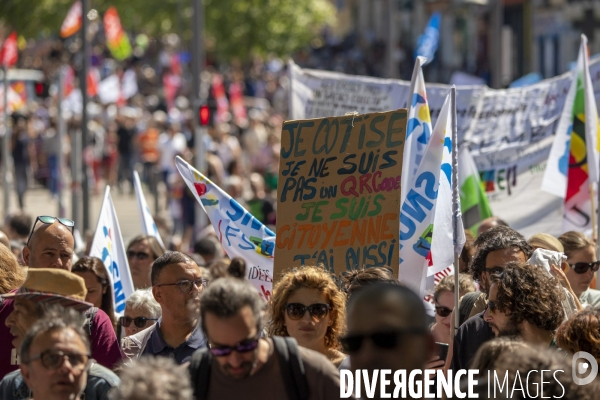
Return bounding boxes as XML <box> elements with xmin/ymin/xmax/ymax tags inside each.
<box><xmin>267</xmin><ymin>266</ymin><xmax>347</xmax><ymax>367</ymax></box>
<box><xmin>121</xmin><ymin>288</ymin><xmax>161</xmax><ymax>337</ymax></box>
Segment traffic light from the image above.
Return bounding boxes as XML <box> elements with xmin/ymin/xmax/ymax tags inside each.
<box><xmin>35</xmin><ymin>82</ymin><xmax>49</xmax><ymax>98</ymax></box>
<box><xmin>199</xmin><ymin>105</ymin><xmax>210</xmax><ymax>126</ymax></box>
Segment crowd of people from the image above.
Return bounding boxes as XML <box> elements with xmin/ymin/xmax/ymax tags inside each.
<box><xmin>0</xmin><ymin>213</ymin><xmax>598</xmax><ymax>399</ymax></box>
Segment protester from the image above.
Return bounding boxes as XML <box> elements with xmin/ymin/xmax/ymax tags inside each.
<box><xmin>189</xmin><ymin>277</ymin><xmax>343</xmax><ymax>399</ymax></box>
<box><xmin>0</xmin><ymin>244</ymin><xmax>25</xmax><ymax>294</ymax></box>
<box><xmin>5</xmin><ymin>212</ymin><xmax>32</xmax><ymax>243</ymax></box>
<box><xmin>557</xmin><ymin>231</ymin><xmax>600</xmax><ymax>308</ymax></box>
<box><xmin>0</xmin><ymin>218</ymin><xmax>121</xmax><ymax>378</ymax></box>
<box><xmin>430</xmin><ymin>274</ymin><xmax>476</xmax><ymax>344</ymax></box>
<box><xmin>110</xmin><ymin>356</ymin><xmax>192</xmax><ymax>400</ymax></box>
<box><xmin>449</xmin><ymin>225</ymin><xmax>531</xmax><ymax>370</ymax></box>
<box><xmin>484</xmin><ymin>262</ymin><xmax>565</xmax><ymax>346</ymax></box>
<box><xmin>528</xmin><ymin>232</ymin><xmax>564</xmax><ymax>252</ymax></box>
<box><xmin>126</xmin><ymin>235</ymin><xmax>165</xmax><ymax>289</ymax></box>
<box><xmin>120</xmin><ymin>289</ymin><xmax>161</xmax><ymax>338</ymax></box>
<box><xmin>343</xmin><ymin>283</ymin><xmax>434</xmax><ymax>397</ymax></box>
<box><xmin>0</xmin><ymin>306</ymin><xmax>120</xmax><ymax>400</ymax></box>
<box><xmin>209</xmin><ymin>257</ymin><xmax>246</xmax><ymax>281</ymax></box>
<box><xmin>556</xmin><ymin>308</ymin><xmax>600</xmax><ymax>363</ymax></box>
<box><xmin>339</xmin><ymin>266</ymin><xmax>399</xmax><ymax>298</ymax></box>
<box><xmin>193</xmin><ymin>237</ymin><xmax>222</xmax><ymax>265</ymax></box>
<box><xmin>268</xmin><ymin>266</ymin><xmax>347</xmax><ymax>367</ymax></box>
<box><xmin>22</xmin><ymin>216</ymin><xmax>75</xmax><ymax>270</ymax></box>
<box><xmin>72</xmin><ymin>256</ymin><xmax>116</xmax><ymax>329</ymax></box>
<box><xmin>2</xmin><ymin>268</ymin><xmax>121</xmax><ymax>377</ymax></box>
<box><xmin>458</xmin><ymin>230</ymin><xmax>475</xmax><ymax>274</ymax></box>
<box><xmin>121</xmin><ymin>252</ymin><xmax>206</xmax><ymax>364</ymax></box>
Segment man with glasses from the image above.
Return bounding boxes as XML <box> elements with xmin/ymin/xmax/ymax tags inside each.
<box><xmin>344</xmin><ymin>283</ymin><xmax>434</xmax><ymax>397</ymax></box>
<box><xmin>0</xmin><ymin>217</ymin><xmax>121</xmax><ymax>378</ymax></box>
<box><xmin>0</xmin><ymin>307</ymin><xmax>119</xmax><ymax>400</ymax></box>
<box><xmin>121</xmin><ymin>251</ymin><xmax>206</xmax><ymax>364</ymax></box>
<box><xmin>449</xmin><ymin>226</ymin><xmax>532</xmax><ymax>370</ymax></box>
<box><xmin>188</xmin><ymin>277</ymin><xmax>342</xmax><ymax>399</ymax></box>
<box><xmin>483</xmin><ymin>263</ymin><xmax>565</xmax><ymax>346</ymax></box>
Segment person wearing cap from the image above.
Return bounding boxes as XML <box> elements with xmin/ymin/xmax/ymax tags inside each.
<box><xmin>0</xmin><ymin>306</ymin><xmax>120</xmax><ymax>400</ymax></box>
<box><xmin>1</xmin><ymin>268</ymin><xmax>121</xmax><ymax>378</ymax></box>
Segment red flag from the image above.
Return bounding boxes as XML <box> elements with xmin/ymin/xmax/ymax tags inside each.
<box><xmin>212</xmin><ymin>74</ymin><xmax>229</xmax><ymax>123</ymax></box>
<box><xmin>87</xmin><ymin>68</ymin><xmax>99</xmax><ymax>97</ymax></box>
<box><xmin>0</xmin><ymin>32</ymin><xmax>18</xmax><ymax>68</ymax></box>
<box><xmin>103</xmin><ymin>7</ymin><xmax>132</xmax><ymax>60</ymax></box>
<box><xmin>61</xmin><ymin>1</ymin><xmax>82</xmax><ymax>38</ymax></box>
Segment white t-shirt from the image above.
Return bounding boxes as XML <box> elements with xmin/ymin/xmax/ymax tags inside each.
<box><xmin>159</xmin><ymin>132</ymin><xmax>187</xmax><ymax>172</ymax></box>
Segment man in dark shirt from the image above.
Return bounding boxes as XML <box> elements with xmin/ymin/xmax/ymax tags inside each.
<box><xmin>450</xmin><ymin>226</ymin><xmax>532</xmax><ymax>370</ymax></box>
<box><xmin>121</xmin><ymin>252</ymin><xmax>206</xmax><ymax>364</ymax></box>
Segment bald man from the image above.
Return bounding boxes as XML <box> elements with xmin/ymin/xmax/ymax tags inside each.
<box><xmin>343</xmin><ymin>284</ymin><xmax>435</xmax><ymax>398</ymax></box>
<box><xmin>22</xmin><ymin>219</ymin><xmax>75</xmax><ymax>270</ymax></box>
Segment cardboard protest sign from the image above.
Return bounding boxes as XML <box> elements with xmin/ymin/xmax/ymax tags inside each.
<box><xmin>274</xmin><ymin>110</ymin><xmax>406</xmax><ymax>280</ymax></box>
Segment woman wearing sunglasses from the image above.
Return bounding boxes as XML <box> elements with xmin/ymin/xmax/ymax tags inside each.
<box><xmin>267</xmin><ymin>266</ymin><xmax>347</xmax><ymax>367</ymax></box>
<box><xmin>72</xmin><ymin>256</ymin><xmax>116</xmax><ymax>330</ymax></box>
<box><xmin>126</xmin><ymin>235</ymin><xmax>165</xmax><ymax>289</ymax></box>
<box><xmin>558</xmin><ymin>231</ymin><xmax>600</xmax><ymax>308</ymax></box>
<box><xmin>120</xmin><ymin>288</ymin><xmax>161</xmax><ymax>337</ymax></box>
<box><xmin>430</xmin><ymin>274</ymin><xmax>476</xmax><ymax>345</ymax></box>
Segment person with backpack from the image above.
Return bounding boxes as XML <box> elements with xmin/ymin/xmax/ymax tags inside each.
<box><xmin>189</xmin><ymin>277</ymin><xmax>344</xmax><ymax>400</ymax></box>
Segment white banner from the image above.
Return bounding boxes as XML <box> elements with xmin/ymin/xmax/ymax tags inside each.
<box><xmin>289</xmin><ymin>59</ymin><xmax>600</xmax><ymax>237</ymax></box>
<box><xmin>89</xmin><ymin>186</ymin><xmax>134</xmax><ymax>313</ymax></box>
<box><xmin>175</xmin><ymin>157</ymin><xmax>276</xmax><ymax>301</ymax></box>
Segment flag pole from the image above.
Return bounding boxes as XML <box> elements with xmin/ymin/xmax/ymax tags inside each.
<box><xmin>450</xmin><ymin>86</ymin><xmax>461</xmax><ymax>332</ymax></box>
<box><xmin>591</xmin><ymin>183</ymin><xmax>597</xmax><ymax>243</ymax></box>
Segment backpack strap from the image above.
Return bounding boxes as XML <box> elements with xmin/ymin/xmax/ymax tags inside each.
<box><xmin>273</xmin><ymin>336</ymin><xmax>309</xmax><ymax>400</ymax></box>
<box><xmin>458</xmin><ymin>292</ymin><xmax>480</xmax><ymax>327</ymax></box>
<box><xmin>189</xmin><ymin>348</ymin><xmax>213</xmax><ymax>400</ymax></box>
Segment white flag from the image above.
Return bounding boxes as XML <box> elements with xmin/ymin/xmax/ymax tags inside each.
<box><xmin>429</xmin><ymin>87</ymin><xmax>465</xmax><ymax>290</ymax></box>
<box><xmin>401</xmin><ymin>56</ymin><xmax>432</xmax><ymax>205</ymax></box>
<box><xmin>89</xmin><ymin>186</ymin><xmax>134</xmax><ymax>313</ymax></box>
<box><xmin>400</xmin><ymin>92</ymin><xmax>451</xmax><ymax>297</ymax></box>
<box><xmin>97</xmin><ymin>74</ymin><xmax>120</xmax><ymax>104</ymax></box>
<box><xmin>133</xmin><ymin>171</ymin><xmax>165</xmax><ymax>249</ymax></box>
<box><xmin>175</xmin><ymin>157</ymin><xmax>275</xmax><ymax>301</ymax></box>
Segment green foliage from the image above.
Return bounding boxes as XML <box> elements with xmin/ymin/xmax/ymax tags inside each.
<box><xmin>0</xmin><ymin>0</ymin><xmax>335</xmax><ymax>61</ymax></box>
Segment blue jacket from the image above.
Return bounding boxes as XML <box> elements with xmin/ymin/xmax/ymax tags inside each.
<box><xmin>0</xmin><ymin>361</ymin><xmax>119</xmax><ymax>400</ymax></box>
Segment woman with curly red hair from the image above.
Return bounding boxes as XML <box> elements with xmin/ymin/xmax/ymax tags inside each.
<box><xmin>267</xmin><ymin>266</ymin><xmax>347</xmax><ymax>367</ymax></box>
<box><xmin>556</xmin><ymin>309</ymin><xmax>600</xmax><ymax>363</ymax></box>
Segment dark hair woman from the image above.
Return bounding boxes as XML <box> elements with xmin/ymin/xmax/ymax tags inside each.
<box><xmin>72</xmin><ymin>256</ymin><xmax>116</xmax><ymax>329</ymax></box>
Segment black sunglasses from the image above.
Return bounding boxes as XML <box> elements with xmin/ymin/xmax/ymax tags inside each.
<box><xmin>569</xmin><ymin>261</ymin><xmax>600</xmax><ymax>274</ymax></box>
<box><xmin>485</xmin><ymin>300</ymin><xmax>499</xmax><ymax>315</ymax></box>
<box><xmin>26</xmin><ymin>216</ymin><xmax>75</xmax><ymax>246</ymax></box>
<box><xmin>127</xmin><ymin>251</ymin><xmax>150</xmax><ymax>260</ymax></box>
<box><xmin>340</xmin><ymin>328</ymin><xmax>426</xmax><ymax>353</ymax></box>
<box><xmin>435</xmin><ymin>306</ymin><xmax>452</xmax><ymax>318</ymax></box>
<box><xmin>119</xmin><ymin>316</ymin><xmax>158</xmax><ymax>328</ymax></box>
<box><xmin>208</xmin><ymin>338</ymin><xmax>260</xmax><ymax>357</ymax></box>
<box><xmin>285</xmin><ymin>303</ymin><xmax>330</xmax><ymax>321</ymax></box>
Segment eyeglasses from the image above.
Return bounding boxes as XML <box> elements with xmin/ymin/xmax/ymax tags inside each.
<box><xmin>208</xmin><ymin>338</ymin><xmax>260</xmax><ymax>357</ymax></box>
<box><xmin>569</xmin><ymin>261</ymin><xmax>600</xmax><ymax>274</ymax></box>
<box><xmin>485</xmin><ymin>300</ymin><xmax>499</xmax><ymax>315</ymax></box>
<box><xmin>435</xmin><ymin>306</ymin><xmax>452</xmax><ymax>318</ymax></box>
<box><xmin>155</xmin><ymin>278</ymin><xmax>206</xmax><ymax>294</ymax></box>
<box><xmin>127</xmin><ymin>251</ymin><xmax>150</xmax><ymax>260</ymax></box>
<box><xmin>26</xmin><ymin>350</ymin><xmax>90</xmax><ymax>371</ymax></box>
<box><xmin>26</xmin><ymin>216</ymin><xmax>75</xmax><ymax>246</ymax></box>
<box><xmin>340</xmin><ymin>328</ymin><xmax>426</xmax><ymax>353</ymax></box>
<box><xmin>285</xmin><ymin>303</ymin><xmax>330</xmax><ymax>321</ymax></box>
<box><xmin>119</xmin><ymin>316</ymin><xmax>158</xmax><ymax>328</ymax></box>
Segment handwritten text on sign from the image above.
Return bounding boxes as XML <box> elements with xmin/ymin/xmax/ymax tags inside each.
<box><xmin>274</xmin><ymin>110</ymin><xmax>406</xmax><ymax>279</ymax></box>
